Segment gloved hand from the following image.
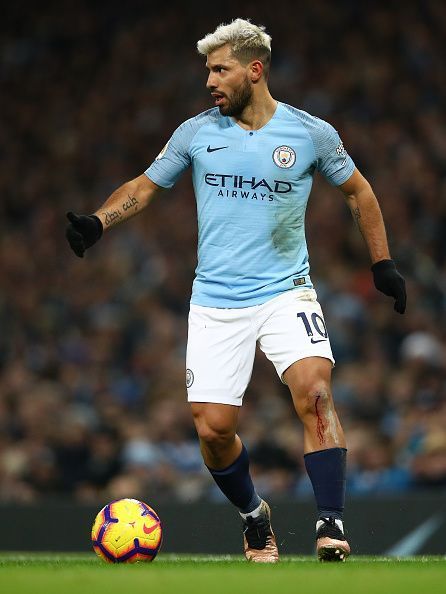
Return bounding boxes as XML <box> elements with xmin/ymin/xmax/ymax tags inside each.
<box><xmin>66</xmin><ymin>211</ymin><xmax>103</xmax><ymax>257</ymax></box>
<box><xmin>371</xmin><ymin>259</ymin><xmax>407</xmax><ymax>314</ymax></box>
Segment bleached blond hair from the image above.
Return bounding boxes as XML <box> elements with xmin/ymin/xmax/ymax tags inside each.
<box><xmin>197</xmin><ymin>18</ymin><xmax>272</xmax><ymax>77</ymax></box>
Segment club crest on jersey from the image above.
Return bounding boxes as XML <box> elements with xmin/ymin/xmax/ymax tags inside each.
<box><xmin>273</xmin><ymin>145</ymin><xmax>296</xmax><ymax>168</ymax></box>
<box><xmin>186</xmin><ymin>369</ymin><xmax>194</xmax><ymax>388</ymax></box>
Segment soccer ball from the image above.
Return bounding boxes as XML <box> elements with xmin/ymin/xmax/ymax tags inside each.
<box><xmin>91</xmin><ymin>498</ymin><xmax>162</xmax><ymax>563</ymax></box>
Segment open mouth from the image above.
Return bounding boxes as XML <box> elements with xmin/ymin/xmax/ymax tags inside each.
<box><xmin>211</xmin><ymin>93</ymin><xmax>225</xmax><ymax>106</ymax></box>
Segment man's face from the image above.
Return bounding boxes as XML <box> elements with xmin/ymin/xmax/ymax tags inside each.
<box><xmin>206</xmin><ymin>45</ymin><xmax>253</xmax><ymax>117</ymax></box>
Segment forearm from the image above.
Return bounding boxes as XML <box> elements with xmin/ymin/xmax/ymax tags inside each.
<box><xmin>93</xmin><ymin>174</ymin><xmax>158</xmax><ymax>232</ymax></box>
<box><xmin>339</xmin><ymin>169</ymin><xmax>406</xmax><ymax>313</ymax></box>
<box><xmin>345</xmin><ymin>182</ymin><xmax>390</xmax><ymax>264</ymax></box>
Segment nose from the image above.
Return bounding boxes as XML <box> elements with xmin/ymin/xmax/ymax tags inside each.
<box><xmin>206</xmin><ymin>72</ymin><xmax>216</xmax><ymax>90</ymax></box>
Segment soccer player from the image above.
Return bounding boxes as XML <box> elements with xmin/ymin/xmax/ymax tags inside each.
<box><xmin>66</xmin><ymin>19</ymin><xmax>406</xmax><ymax>562</ymax></box>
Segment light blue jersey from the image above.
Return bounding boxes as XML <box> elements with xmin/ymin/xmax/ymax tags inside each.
<box><xmin>145</xmin><ymin>102</ymin><xmax>355</xmax><ymax>307</ymax></box>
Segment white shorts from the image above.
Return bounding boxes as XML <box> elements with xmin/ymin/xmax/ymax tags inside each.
<box><xmin>186</xmin><ymin>289</ymin><xmax>334</xmax><ymax>406</ymax></box>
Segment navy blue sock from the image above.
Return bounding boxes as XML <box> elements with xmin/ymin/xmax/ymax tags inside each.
<box><xmin>207</xmin><ymin>444</ymin><xmax>262</xmax><ymax>513</ymax></box>
<box><xmin>304</xmin><ymin>447</ymin><xmax>347</xmax><ymax>520</ymax></box>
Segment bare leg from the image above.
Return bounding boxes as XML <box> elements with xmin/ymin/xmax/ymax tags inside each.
<box><xmin>190</xmin><ymin>402</ymin><xmax>278</xmax><ymax>562</ymax></box>
<box><xmin>283</xmin><ymin>356</ymin><xmax>350</xmax><ymax>561</ymax></box>
<box><xmin>190</xmin><ymin>402</ymin><xmax>241</xmax><ymax>469</ymax></box>
<box><xmin>283</xmin><ymin>356</ymin><xmax>346</xmax><ymax>453</ymax></box>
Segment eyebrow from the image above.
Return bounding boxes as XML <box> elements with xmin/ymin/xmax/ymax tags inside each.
<box><xmin>206</xmin><ymin>63</ymin><xmax>226</xmax><ymax>70</ymax></box>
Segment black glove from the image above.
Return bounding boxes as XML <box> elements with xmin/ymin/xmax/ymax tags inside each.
<box><xmin>66</xmin><ymin>211</ymin><xmax>103</xmax><ymax>257</ymax></box>
<box><xmin>371</xmin><ymin>259</ymin><xmax>407</xmax><ymax>314</ymax></box>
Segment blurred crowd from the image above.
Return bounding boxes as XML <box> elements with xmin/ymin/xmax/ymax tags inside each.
<box><xmin>0</xmin><ymin>0</ymin><xmax>445</xmax><ymax>504</ymax></box>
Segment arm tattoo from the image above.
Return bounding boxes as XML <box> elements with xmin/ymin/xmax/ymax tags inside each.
<box><xmin>122</xmin><ymin>193</ymin><xmax>139</xmax><ymax>212</ymax></box>
<box><xmin>103</xmin><ymin>209</ymin><xmax>122</xmax><ymax>226</ymax></box>
<box><xmin>353</xmin><ymin>206</ymin><xmax>364</xmax><ymax>237</ymax></box>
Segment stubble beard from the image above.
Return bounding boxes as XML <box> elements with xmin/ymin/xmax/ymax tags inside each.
<box><xmin>219</xmin><ymin>76</ymin><xmax>253</xmax><ymax>117</ymax></box>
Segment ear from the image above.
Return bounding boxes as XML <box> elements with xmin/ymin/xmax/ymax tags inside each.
<box><xmin>249</xmin><ymin>60</ymin><xmax>264</xmax><ymax>83</ymax></box>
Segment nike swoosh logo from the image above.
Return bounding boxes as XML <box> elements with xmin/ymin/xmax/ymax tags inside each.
<box><xmin>207</xmin><ymin>145</ymin><xmax>228</xmax><ymax>152</ymax></box>
<box><xmin>311</xmin><ymin>338</ymin><xmax>327</xmax><ymax>344</ymax></box>
<box><xmin>143</xmin><ymin>522</ymin><xmax>160</xmax><ymax>535</ymax></box>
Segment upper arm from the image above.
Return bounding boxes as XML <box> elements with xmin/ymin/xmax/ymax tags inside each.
<box><xmin>132</xmin><ymin>173</ymin><xmax>163</xmax><ymax>201</ymax></box>
<box><xmin>310</xmin><ymin>119</ymin><xmax>355</xmax><ymax>186</ymax></box>
<box><xmin>145</xmin><ymin>119</ymin><xmax>197</xmax><ymax>189</ymax></box>
<box><xmin>137</xmin><ymin>172</ymin><xmax>162</xmax><ymax>195</ymax></box>
<box><xmin>338</xmin><ymin>168</ymin><xmax>372</xmax><ymax>200</ymax></box>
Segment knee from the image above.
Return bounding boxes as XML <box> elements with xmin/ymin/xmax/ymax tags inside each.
<box><xmin>192</xmin><ymin>412</ymin><xmax>236</xmax><ymax>450</ymax></box>
<box><xmin>293</xmin><ymin>380</ymin><xmax>334</xmax><ymax>421</ymax></box>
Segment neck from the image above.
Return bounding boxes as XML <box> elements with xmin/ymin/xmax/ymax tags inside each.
<box><xmin>232</xmin><ymin>88</ymin><xmax>278</xmax><ymax>130</ymax></box>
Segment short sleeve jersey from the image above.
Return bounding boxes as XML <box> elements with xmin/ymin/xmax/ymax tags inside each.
<box><xmin>145</xmin><ymin>102</ymin><xmax>355</xmax><ymax>308</ymax></box>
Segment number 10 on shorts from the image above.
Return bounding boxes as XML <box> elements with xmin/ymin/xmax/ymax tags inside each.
<box><xmin>296</xmin><ymin>311</ymin><xmax>328</xmax><ymax>344</ymax></box>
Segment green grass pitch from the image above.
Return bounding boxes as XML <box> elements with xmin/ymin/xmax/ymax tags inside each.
<box><xmin>0</xmin><ymin>554</ymin><xmax>444</xmax><ymax>594</ymax></box>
